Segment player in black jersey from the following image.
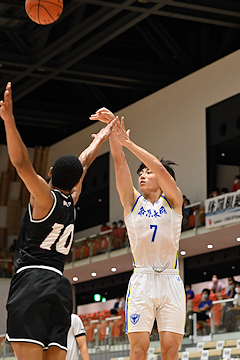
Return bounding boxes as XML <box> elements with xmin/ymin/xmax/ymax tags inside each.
<box><xmin>0</xmin><ymin>82</ymin><xmax>115</xmax><ymax>360</ymax></box>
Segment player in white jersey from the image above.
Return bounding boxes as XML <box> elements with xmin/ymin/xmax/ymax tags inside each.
<box><xmin>90</xmin><ymin>109</ymin><xmax>185</xmax><ymax>360</ymax></box>
<box><xmin>66</xmin><ymin>314</ymin><xmax>89</xmax><ymax>360</ymax></box>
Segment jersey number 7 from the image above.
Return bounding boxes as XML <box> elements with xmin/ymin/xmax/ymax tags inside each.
<box><xmin>150</xmin><ymin>225</ymin><xmax>157</xmax><ymax>242</ymax></box>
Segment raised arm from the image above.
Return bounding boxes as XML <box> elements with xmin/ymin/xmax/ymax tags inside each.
<box><xmin>112</xmin><ymin>117</ymin><xmax>182</xmax><ymax>213</ymax></box>
<box><xmin>90</xmin><ymin>109</ymin><xmax>139</xmax><ymax>217</ymax></box>
<box><xmin>70</xmin><ymin>119</ymin><xmax>115</xmax><ymax>204</ymax></box>
<box><xmin>0</xmin><ymin>83</ymin><xmax>53</xmax><ymax>209</ymax></box>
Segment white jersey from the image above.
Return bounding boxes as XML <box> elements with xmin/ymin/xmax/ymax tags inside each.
<box><xmin>66</xmin><ymin>314</ymin><xmax>86</xmax><ymax>360</ymax></box>
<box><xmin>125</xmin><ymin>194</ymin><xmax>182</xmax><ymax>270</ymax></box>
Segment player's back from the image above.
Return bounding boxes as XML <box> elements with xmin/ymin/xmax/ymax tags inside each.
<box><xmin>14</xmin><ymin>189</ymin><xmax>75</xmax><ymax>273</ymax></box>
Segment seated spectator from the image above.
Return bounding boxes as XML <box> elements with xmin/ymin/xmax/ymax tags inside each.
<box><xmin>232</xmin><ymin>175</ymin><xmax>240</xmax><ymax>192</ymax></box>
<box><xmin>220</xmin><ymin>187</ymin><xmax>228</xmax><ymax>194</ymax></box>
<box><xmin>182</xmin><ymin>198</ymin><xmax>193</xmax><ymax>231</ymax></box>
<box><xmin>100</xmin><ymin>222</ymin><xmax>111</xmax><ymax>232</ymax></box>
<box><xmin>208</xmin><ymin>188</ymin><xmax>220</xmax><ymax>198</ymax></box>
<box><xmin>110</xmin><ymin>296</ymin><xmax>121</xmax><ymax>315</ymax></box>
<box><xmin>196</xmin><ymin>289</ymin><xmax>213</xmax><ymax>330</ymax></box>
<box><xmin>208</xmin><ymin>274</ymin><xmax>225</xmax><ymax>295</ymax></box>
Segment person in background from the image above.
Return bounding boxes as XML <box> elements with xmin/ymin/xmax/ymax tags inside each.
<box><xmin>220</xmin><ymin>187</ymin><xmax>228</xmax><ymax>194</ymax></box>
<box><xmin>208</xmin><ymin>274</ymin><xmax>225</xmax><ymax>295</ymax></box>
<box><xmin>182</xmin><ymin>198</ymin><xmax>193</xmax><ymax>231</ymax></box>
<box><xmin>100</xmin><ymin>222</ymin><xmax>111</xmax><ymax>232</ymax></box>
<box><xmin>208</xmin><ymin>188</ymin><xmax>219</xmax><ymax>198</ymax></box>
<box><xmin>232</xmin><ymin>175</ymin><xmax>240</xmax><ymax>192</ymax></box>
<box><xmin>66</xmin><ymin>314</ymin><xmax>89</xmax><ymax>360</ymax></box>
<box><xmin>185</xmin><ymin>284</ymin><xmax>194</xmax><ymax>336</ymax></box>
<box><xmin>196</xmin><ymin>288</ymin><xmax>212</xmax><ymax>332</ymax></box>
<box><xmin>221</xmin><ymin>277</ymin><xmax>236</xmax><ymax>332</ymax></box>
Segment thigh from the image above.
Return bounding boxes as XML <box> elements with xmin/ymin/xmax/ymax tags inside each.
<box><xmin>12</xmin><ymin>342</ymin><xmax>43</xmax><ymax>360</ymax></box>
<box><xmin>43</xmin><ymin>346</ymin><xmax>67</xmax><ymax>360</ymax></box>
<box><xmin>126</xmin><ymin>273</ymin><xmax>155</xmax><ymax>333</ymax></box>
<box><xmin>156</xmin><ymin>274</ymin><xmax>185</xmax><ymax>335</ymax></box>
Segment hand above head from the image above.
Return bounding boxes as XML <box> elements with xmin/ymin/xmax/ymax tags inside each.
<box><xmin>89</xmin><ymin>107</ymin><xmax>115</xmax><ymax>124</ymax></box>
<box><xmin>91</xmin><ymin>117</ymin><xmax>117</xmax><ymax>141</ymax></box>
<box><xmin>0</xmin><ymin>82</ymin><xmax>14</xmax><ymax>123</ymax></box>
<box><xmin>112</xmin><ymin>116</ymin><xmax>131</xmax><ymax>146</ymax></box>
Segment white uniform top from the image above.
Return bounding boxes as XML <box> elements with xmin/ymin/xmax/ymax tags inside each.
<box><xmin>125</xmin><ymin>194</ymin><xmax>182</xmax><ymax>270</ymax></box>
<box><xmin>233</xmin><ymin>293</ymin><xmax>240</xmax><ymax>307</ymax></box>
<box><xmin>66</xmin><ymin>314</ymin><xmax>86</xmax><ymax>360</ymax></box>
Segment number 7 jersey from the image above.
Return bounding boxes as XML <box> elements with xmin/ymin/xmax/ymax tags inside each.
<box><xmin>125</xmin><ymin>195</ymin><xmax>182</xmax><ymax>270</ymax></box>
<box><xmin>14</xmin><ymin>190</ymin><xmax>75</xmax><ymax>273</ymax></box>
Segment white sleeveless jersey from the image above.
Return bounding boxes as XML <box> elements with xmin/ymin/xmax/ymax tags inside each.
<box><xmin>125</xmin><ymin>195</ymin><xmax>182</xmax><ymax>270</ymax></box>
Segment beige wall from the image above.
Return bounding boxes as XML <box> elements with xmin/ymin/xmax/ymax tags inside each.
<box><xmin>48</xmin><ymin>50</ymin><xmax>240</xmax><ymax>238</ymax></box>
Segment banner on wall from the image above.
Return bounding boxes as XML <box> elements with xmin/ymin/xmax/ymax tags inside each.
<box><xmin>205</xmin><ymin>191</ymin><xmax>240</xmax><ymax>228</ymax></box>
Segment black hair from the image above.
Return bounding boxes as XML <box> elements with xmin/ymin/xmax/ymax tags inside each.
<box><xmin>137</xmin><ymin>158</ymin><xmax>177</xmax><ymax>180</ymax></box>
<box><xmin>52</xmin><ymin>155</ymin><xmax>83</xmax><ymax>192</ymax></box>
<box><xmin>202</xmin><ymin>288</ymin><xmax>210</xmax><ymax>296</ymax></box>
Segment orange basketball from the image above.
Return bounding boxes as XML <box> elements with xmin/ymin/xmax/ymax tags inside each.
<box><xmin>25</xmin><ymin>0</ymin><xmax>63</xmax><ymax>25</ymax></box>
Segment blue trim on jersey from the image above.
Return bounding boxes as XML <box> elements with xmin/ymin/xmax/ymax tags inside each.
<box><xmin>174</xmin><ymin>251</ymin><xmax>178</xmax><ymax>269</ymax></box>
<box><xmin>131</xmin><ymin>195</ymin><xmax>142</xmax><ymax>213</ymax></box>
<box><xmin>161</xmin><ymin>195</ymin><xmax>172</xmax><ymax>209</ymax></box>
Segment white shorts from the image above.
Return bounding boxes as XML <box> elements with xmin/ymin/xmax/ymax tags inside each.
<box><xmin>125</xmin><ymin>269</ymin><xmax>186</xmax><ymax>335</ymax></box>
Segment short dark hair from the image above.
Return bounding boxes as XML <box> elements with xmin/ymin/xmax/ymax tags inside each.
<box><xmin>52</xmin><ymin>155</ymin><xmax>83</xmax><ymax>192</ymax></box>
<box><xmin>202</xmin><ymin>288</ymin><xmax>210</xmax><ymax>296</ymax></box>
<box><xmin>137</xmin><ymin>158</ymin><xmax>177</xmax><ymax>180</ymax></box>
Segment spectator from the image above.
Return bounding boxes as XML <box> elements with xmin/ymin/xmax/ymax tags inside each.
<box><xmin>182</xmin><ymin>198</ymin><xmax>193</xmax><ymax>231</ymax></box>
<box><xmin>227</xmin><ymin>282</ymin><xmax>240</xmax><ymax>331</ymax></box>
<box><xmin>221</xmin><ymin>277</ymin><xmax>235</xmax><ymax>332</ymax></box>
<box><xmin>100</xmin><ymin>222</ymin><xmax>111</xmax><ymax>232</ymax></box>
<box><xmin>220</xmin><ymin>187</ymin><xmax>228</xmax><ymax>194</ymax></box>
<box><xmin>185</xmin><ymin>284</ymin><xmax>194</xmax><ymax>336</ymax></box>
<box><xmin>196</xmin><ymin>288</ymin><xmax>212</xmax><ymax>333</ymax></box>
<box><xmin>208</xmin><ymin>274</ymin><xmax>225</xmax><ymax>295</ymax></box>
<box><xmin>110</xmin><ymin>296</ymin><xmax>121</xmax><ymax>315</ymax></box>
<box><xmin>117</xmin><ymin>220</ymin><xmax>127</xmax><ymax>246</ymax></box>
<box><xmin>232</xmin><ymin>175</ymin><xmax>240</xmax><ymax>192</ymax></box>
<box><xmin>208</xmin><ymin>188</ymin><xmax>219</xmax><ymax>198</ymax></box>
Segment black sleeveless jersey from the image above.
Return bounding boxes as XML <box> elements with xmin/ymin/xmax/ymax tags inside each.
<box><xmin>14</xmin><ymin>190</ymin><xmax>75</xmax><ymax>273</ymax></box>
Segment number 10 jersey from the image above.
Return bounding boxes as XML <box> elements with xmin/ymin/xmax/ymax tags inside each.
<box><xmin>14</xmin><ymin>189</ymin><xmax>75</xmax><ymax>273</ymax></box>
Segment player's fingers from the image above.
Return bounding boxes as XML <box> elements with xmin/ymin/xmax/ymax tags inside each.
<box><xmin>120</xmin><ymin>116</ymin><xmax>125</xmax><ymax>129</ymax></box>
<box><xmin>127</xmin><ymin>129</ymin><xmax>131</xmax><ymax>136</ymax></box>
<box><xmin>91</xmin><ymin>133</ymin><xmax>97</xmax><ymax>138</ymax></box>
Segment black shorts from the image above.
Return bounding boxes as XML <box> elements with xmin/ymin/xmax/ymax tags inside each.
<box><xmin>6</xmin><ymin>267</ymin><xmax>72</xmax><ymax>350</ymax></box>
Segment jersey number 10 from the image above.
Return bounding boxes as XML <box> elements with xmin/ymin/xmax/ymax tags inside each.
<box><xmin>40</xmin><ymin>223</ymin><xmax>74</xmax><ymax>255</ymax></box>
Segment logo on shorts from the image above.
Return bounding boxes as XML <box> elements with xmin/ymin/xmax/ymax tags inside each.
<box><xmin>176</xmin><ymin>275</ymin><xmax>181</xmax><ymax>281</ymax></box>
<box><xmin>130</xmin><ymin>314</ymin><xmax>140</xmax><ymax>325</ymax></box>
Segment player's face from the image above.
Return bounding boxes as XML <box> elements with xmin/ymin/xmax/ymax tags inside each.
<box><xmin>138</xmin><ymin>168</ymin><xmax>160</xmax><ymax>193</ymax></box>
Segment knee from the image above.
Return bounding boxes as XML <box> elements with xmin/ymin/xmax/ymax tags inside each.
<box><xmin>131</xmin><ymin>344</ymin><xmax>148</xmax><ymax>359</ymax></box>
<box><xmin>161</xmin><ymin>344</ymin><xmax>179</xmax><ymax>359</ymax></box>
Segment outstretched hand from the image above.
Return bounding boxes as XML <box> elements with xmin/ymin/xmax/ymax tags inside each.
<box><xmin>90</xmin><ymin>107</ymin><xmax>115</xmax><ymax>124</ymax></box>
<box><xmin>112</xmin><ymin>116</ymin><xmax>131</xmax><ymax>145</ymax></box>
<box><xmin>91</xmin><ymin>118</ymin><xmax>117</xmax><ymax>141</ymax></box>
<box><xmin>0</xmin><ymin>82</ymin><xmax>14</xmax><ymax>123</ymax></box>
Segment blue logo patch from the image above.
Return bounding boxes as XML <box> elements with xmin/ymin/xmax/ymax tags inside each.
<box><xmin>176</xmin><ymin>275</ymin><xmax>181</xmax><ymax>281</ymax></box>
<box><xmin>130</xmin><ymin>314</ymin><xmax>140</xmax><ymax>325</ymax></box>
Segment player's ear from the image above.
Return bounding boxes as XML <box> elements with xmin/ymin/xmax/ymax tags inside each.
<box><xmin>48</xmin><ymin>167</ymin><xmax>53</xmax><ymax>178</ymax></box>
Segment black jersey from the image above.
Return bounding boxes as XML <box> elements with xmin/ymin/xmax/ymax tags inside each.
<box><xmin>14</xmin><ymin>189</ymin><xmax>75</xmax><ymax>273</ymax></box>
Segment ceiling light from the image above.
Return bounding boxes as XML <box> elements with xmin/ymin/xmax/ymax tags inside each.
<box><xmin>111</xmin><ymin>267</ymin><xmax>117</xmax><ymax>272</ymax></box>
<box><xmin>232</xmin><ymin>266</ymin><xmax>235</xmax><ymax>269</ymax></box>
<box><xmin>73</xmin><ymin>276</ymin><xmax>78</xmax><ymax>281</ymax></box>
<box><xmin>91</xmin><ymin>272</ymin><xmax>97</xmax><ymax>277</ymax></box>
<box><xmin>221</xmin><ymin>153</ymin><xmax>225</xmax><ymax>157</ymax></box>
<box><xmin>203</xmin><ymin>272</ymin><xmax>207</xmax><ymax>275</ymax></box>
<box><xmin>236</xmin><ymin>237</ymin><xmax>240</xmax><ymax>242</ymax></box>
<box><xmin>180</xmin><ymin>250</ymin><xmax>186</xmax><ymax>255</ymax></box>
<box><xmin>207</xmin><ymin>244</ymin><xmax>213</xmax><ymax>249</ymax></box>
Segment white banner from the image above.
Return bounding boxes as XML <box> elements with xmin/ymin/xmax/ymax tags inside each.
<box><xmin>205</xmin><ymin>191</ymin><xmax>240</xmax><ymax>228</ymax></box>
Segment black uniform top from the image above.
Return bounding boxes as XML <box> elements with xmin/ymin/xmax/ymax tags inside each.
<box><xmin>14</xmin><ymin>189</ymin><xmax>75</xmax><ymax>273</ymax></box>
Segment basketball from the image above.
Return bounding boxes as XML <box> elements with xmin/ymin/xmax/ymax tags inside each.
<box><xmin>25</xmin><ymin>0</ymin><xmax>63</xmax><ymax>25</ymax></box>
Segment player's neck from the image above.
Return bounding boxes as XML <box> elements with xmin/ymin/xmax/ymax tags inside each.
<box><xmin>52</xmin><ymin>185</ymin><xmax>70</xmax><ymax>196</ymax></box>
<box><xmin>143</xmin><ymin>190</ymin><xmax>162</xmax><ymax>204</ymax></box>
